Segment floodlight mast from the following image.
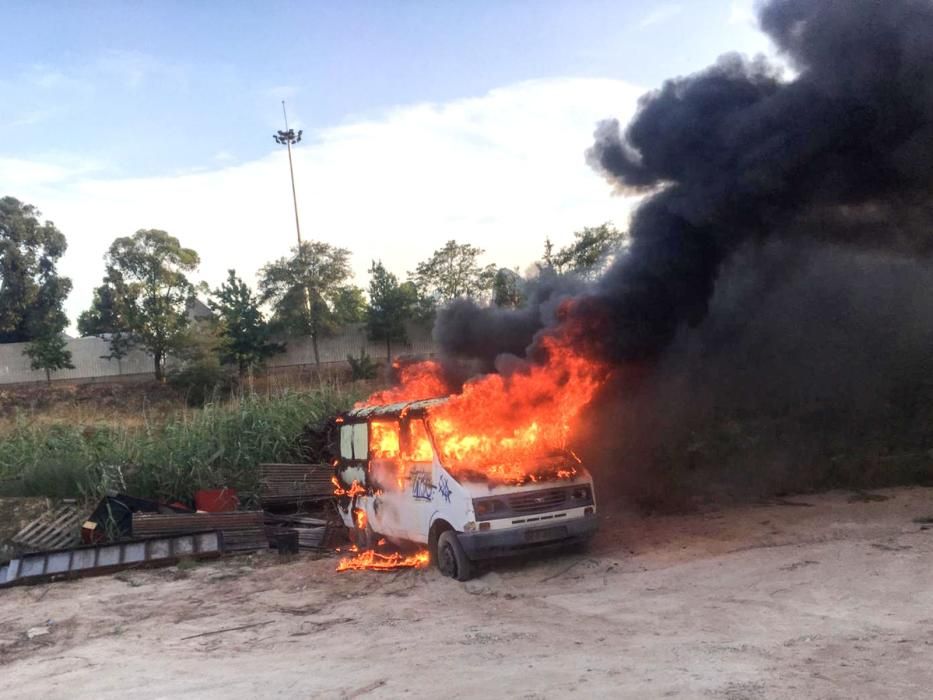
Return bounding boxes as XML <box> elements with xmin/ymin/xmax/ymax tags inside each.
<box><xmin>273</xmin><ymin>101</ymin><xmax>316</xmax><ymax>363</ymax></box>
<box><xmin>274</xmin><ymin>101</ymin><xmax>304</xmax><ymax>248</ymax></box>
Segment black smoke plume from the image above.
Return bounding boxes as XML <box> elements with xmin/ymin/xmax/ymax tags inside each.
<box><xmin>436</xmin><ymin>0</ymin><xmax>933</xmax><ymax>367</ymax></box>
<box><xmin>576</xmin><ymin>242</ymin><xmax>933</xmax><ymax>506</ymax></box>
<box><xmin>427</xmin><ymin>0</ymin><xmax>933</xmax><ymax>503</ymax></box>
<box><xmin>578</xmin><ymin>0</ymin><xmax>933</xmax><ymax>362</ymax></box>
<box><xmin>433</xmin><ymin>270</ymin><xmax>584</xmax><ymax>369</ymax></box>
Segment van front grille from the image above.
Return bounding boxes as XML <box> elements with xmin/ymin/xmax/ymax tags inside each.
<box><xmin>506</xmin><ymin>488</ymin><xmax>567</xmax><ymax>514</ymax></box>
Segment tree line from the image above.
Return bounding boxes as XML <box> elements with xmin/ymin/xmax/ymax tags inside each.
<box><xmin>0</xmin><ymin>195</ymin><xmax>624</xmax><ymax>383</ymax></box>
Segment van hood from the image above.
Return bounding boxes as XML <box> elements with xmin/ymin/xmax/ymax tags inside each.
<box><xmin>455</xmin><ymin>468</ymin><xmax>593</xmax><ymax>498</ymax></box>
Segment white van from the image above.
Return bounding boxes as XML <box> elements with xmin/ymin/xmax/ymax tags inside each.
<box><xmin>334</xmin><ymin>398</ymin><xmax>598</xmax><ymax>580</ymax></box>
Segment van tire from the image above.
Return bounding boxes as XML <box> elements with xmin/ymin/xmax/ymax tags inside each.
<box><xmin>437</xmin><ymin>531</ymin><xmax>474</xmax><ymax>581</ymax></box>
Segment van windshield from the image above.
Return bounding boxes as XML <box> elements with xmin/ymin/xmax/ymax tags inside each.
<box><xmin>425</xmin><ymin>415</ymin><xmax>580</xmax><ymax>484</ymax></box>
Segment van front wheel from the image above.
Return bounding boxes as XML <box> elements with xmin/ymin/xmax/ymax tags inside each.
<box><xmin>437</xmin><ymin>531</ymin><xmax>474</xmax><ymax>581</ymax></box>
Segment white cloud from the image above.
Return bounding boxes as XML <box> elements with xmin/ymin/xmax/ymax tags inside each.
<box><xmin>0</xmin><ymin>154</ymin><xmax>106</xmax><ymax>188</ymax></box>
<box><xmin>28</xmin><ymin>66</ymin><xmax>75</xmax><ymax>90</ymax></box>
<box><xmin>0</xmin><ymin>77</ymin><xmax>643</xmax><ymax>328</ymax></box>
<box><xmin>266</xmin><ymin>85</ymin><xmax>299</xmax><ymax>101</ymax></box>
<box><xmin>213</xmin><ymin>150</ymin><xmax>236</xmax><ymax>163</ymax></box>
<box><xmin>728</xmin><ymin>0</ymin><xmax>757</xmax><ymax>27</ymax></box>
<box><xmin>94</xmin><ymin>49</ymin><xmax>187</xmax><ymax>90</ymax></box>
<box><xmin>1</xmin><ymin>107</ymin><xmax>57</xmax><ymax>128</ymax></box>
<box><xmin>638</xmin><ymin>4</ymin><xmax>683</xmax><ymax>28</ymax></box>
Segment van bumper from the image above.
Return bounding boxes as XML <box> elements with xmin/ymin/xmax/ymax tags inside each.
<box><xmin>457</xmin><ymin>514</ymin><xmax>598</xmax><ymax>560</ymax></box>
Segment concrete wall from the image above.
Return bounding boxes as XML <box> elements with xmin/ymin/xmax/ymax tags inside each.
<box><xmin>266</xmin><ymin>322</ymin><xmax>436</xmax><ymax>370</ymax></box>
<box><xmin>0</xmin><ymin>337</ymin><xmax>155</xmax><ymax>385</ymax></box>
<box><xmin>0</xmin><ymin>323</ymin><xmax>436</xmax><ymax>385</ymax></box>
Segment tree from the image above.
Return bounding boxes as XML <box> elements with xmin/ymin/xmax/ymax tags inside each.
<box><xmin>166</xmin><ymin>318</ymin><xmax>235</xmax><ymax>406</ymax></box>
<box><xmin>209</xmin><ymin>269</ymin><xmax>284</xmax><ymax>377</ymax></box>
<box><xmin>409</xmin><ymin>240</ymin><xmax>496</xmax><ymax>315</ymax></box>
<box><xmin>0</xmin><ymin>197</ymin><xmax>72</xmax><ymax>344</ymax></box>
<box><xmin>82</xmin><ymin>229</ymin><xmax>199</xmax><ymax>381</ymax></box>
<box><xmin>332</xmin><ymin>285</ymin><xmax>367</xmax><ymax>326</ymax></box>
<box><xmin>23</xmin><ymin>332</ymin><xmax>74</xmax><ymax>384</ymax></box>
<box><xmin>541</xmin><ymin>223</ymin><xmax>626</xmax><ymax>278</ymax></box>
<box><xmin>77</xmin><ymin>277</ymin><xmax>135</xmax><ymax>372</ymax></box>
<box><xmin>258</xmin><ymin>241</ymin><xmax>357</xmax><ymax>367</ymax></box>
<box><xmin>492</xmin><ymin>268</ymin><xmax>525</xmax><ymax>308</ymax></box>
<box><xmin>366</xmin><ymin>260</ymin><xmax>418</xmax><ymax>361</ymax></box>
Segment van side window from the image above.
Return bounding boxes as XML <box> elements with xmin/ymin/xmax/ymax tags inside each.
<box><xmin>370</xmin><ymin>421</ymin><xmax>400</xmax><ymax>459</ymax></box>
<box><xmin>339</xmin><ymin>425</ymin><xmax>354</xmax><ymax>460</ymax></box>
<box><xmin>405</xmin><ymin>419</ymin><xmax>434</xmax><ymax>462</ymax></box>
<box><xmin>369</xmin><ymin>420</ymin><xmax>402</xmax><ymax>491</ymax></box>
<box><xmin>351</xmin><ymin>423</ymin><xmax>368</xmax><ymax>460</ymax></box>
<box><xmin>337</xmin><ymin>423</ymin><xmax>367</xmax><ymax>489</ymax></box>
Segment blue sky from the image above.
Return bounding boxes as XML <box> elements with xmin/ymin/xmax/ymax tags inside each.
<box><xmin>0</xmin><ymin>1</ymin><xmax>770</xmax><ymax>325</ymax></box>
<box><xmin>2</xmin><ymin>0</ymin><xmax>767</xmax><ymax>176</ymax></box>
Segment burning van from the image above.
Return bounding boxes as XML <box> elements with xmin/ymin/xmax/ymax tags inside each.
<box><xmin>333</xmin><ymin>397</ymin><xmax>598</xmax><ymax>580</ymax></box>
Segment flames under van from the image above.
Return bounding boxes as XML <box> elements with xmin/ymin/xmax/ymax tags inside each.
<box><xmin>334</xmin><ymin>398</ymin><xmax>598</xmax><ymax>580</ymax></box>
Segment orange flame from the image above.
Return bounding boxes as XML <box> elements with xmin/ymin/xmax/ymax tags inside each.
<box><xmin>358</xmin><ymin>335</ymin><xmax>607</xmax><ymax>483</ymax></box>
<box><xmin>332</xmin><ymin>476</ymin><xmax>366</xmax><ymax>498</ymax></box>
<box><xmin>364</xmin><ymin>359</ymin><xmax>450</xmax><ymax>405</ymax></box>
<box><xmin>370</xmin><ymin>420</ymin><xmax>400</xmax><ymax>458</ymax></box>
<box><xmin>336</xmin><ymin>546</ymin><xmax>430</xmax><ymax>572</ymax></box>
<box><xmin>407</xmin><ymin>419</ymin><xmax>434</xmax><ymax>462</ymax></box>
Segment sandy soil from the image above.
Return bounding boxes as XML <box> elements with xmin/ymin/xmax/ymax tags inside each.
<box><xmin>2</xmin><ymin>487</ymin><xmax>933</xmax><ymax>699</ymax></box>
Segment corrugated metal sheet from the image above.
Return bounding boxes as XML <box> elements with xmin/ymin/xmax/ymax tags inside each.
<box><xmin>132</xmin><ymin>511</ymin><xmax>268</xmax><ymax>552</ymax></box>
<box><xmin>259</xmin><ymin>463</ymin><xmax>334</xmax><ymax>508</ymax></box>
<box><xmin>0</xmin><ymin>532</ymin><xmax>223</xmax><ymax>587</ymax></box>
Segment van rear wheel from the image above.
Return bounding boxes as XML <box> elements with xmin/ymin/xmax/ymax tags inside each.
<box><xmin>437</xmin><ymin>531</ymin><xmax>474</xmax><ymax>581</ymax></box>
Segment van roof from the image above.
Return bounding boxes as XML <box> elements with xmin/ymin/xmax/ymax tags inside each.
<box><xmin>343</xmin><ymin>396</ymin><xmax>449</xmax><ymax>421</ymax></box>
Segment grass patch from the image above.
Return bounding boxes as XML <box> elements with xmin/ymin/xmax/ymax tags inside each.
<box><xmin>0</xmin><ymin>385</ymin><xmax>357</xmax><ymax>503</ymax></box>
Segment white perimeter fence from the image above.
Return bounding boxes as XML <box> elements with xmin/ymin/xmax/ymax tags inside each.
<box><xmin>0</xmin><ymin>323</ymin><xmax>437</xmax><ymax>386</ymax></box>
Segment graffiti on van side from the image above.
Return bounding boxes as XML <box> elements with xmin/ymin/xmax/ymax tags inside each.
<box><xmin>411</xmin><ymin>470</ymin><xmax>435</xmax><ymax>501</ymax></box>
<box><xmin>437</xmin><ymin>474</ymin><xmax>452</xmax><ymax>503</ymax></box>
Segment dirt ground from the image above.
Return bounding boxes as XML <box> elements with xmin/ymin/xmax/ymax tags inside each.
<box><xmin>2</xmin><ymin>487</ymin><xmax>933</xmax><ymax>699</ymax></box>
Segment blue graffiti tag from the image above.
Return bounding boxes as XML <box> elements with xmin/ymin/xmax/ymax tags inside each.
<box><xmin>437</xmin><ymin>474</ymin><xmax>452</xmax><ymax>503</ymax></box>
<box><xmin>411</xmin><ymin>470</ymin><xmax>435</xmax><ymax>501</ymax></box>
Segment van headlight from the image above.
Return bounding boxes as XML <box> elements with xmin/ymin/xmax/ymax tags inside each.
<box><xmin>473</xmin><ymin>498</ymin><xmax>504</xmax><ymax>519</ymax></box>
<box><xmin>570</xmin><ymin>486</ymin><xmax>592</xmax><ymax>502</ymax></box>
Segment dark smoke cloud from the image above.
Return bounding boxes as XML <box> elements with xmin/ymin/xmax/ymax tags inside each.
<box><xmin>579</xmin><ymin>0</ymin><xmax>933</xmax><ymax>362</ymax></box>
<box><xmin>423</xmin><ymin>0</ymin><xmax>933</xmax><ymax>503</ymax></box>
<box><xmin>579</xmin><ymin>242</ymin><xmax>933</xmax><ymax>506</ymax></box>
<box><xmin>433</xmin><ymin>270</ymin><xmax>585</xmax><ymax>369</ymax></box>
<box><xmin>436</xmin><ymin>0</ymin><xmax>933</xmax><ymax>369</ymax></box>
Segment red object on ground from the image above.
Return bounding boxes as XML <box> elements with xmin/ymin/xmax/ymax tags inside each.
<box><xmin>194</xmin><ymin>488</ymin><xmax>239</xmax><ymax>512</ymax></box>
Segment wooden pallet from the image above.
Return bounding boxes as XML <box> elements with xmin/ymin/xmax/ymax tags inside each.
<box><xmin>11</xmin><ymin>502</ymin><xmax>84</xmax><ymax>552</ymax></box>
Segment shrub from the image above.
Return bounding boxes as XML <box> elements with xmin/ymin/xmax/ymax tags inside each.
<box><xmin>0</xmin><ymin>386</ymin><xmax>356</xmax><ymax>503</ymax></box>
<box><xmin>347</xmin><ymin>349</ymin><xmax>378</xmax><ymax>380</ymax></box>
<box><xmin>168</xmin><ymin>357</ymin><xmax>237</xmax><ymax>407</ymax></box>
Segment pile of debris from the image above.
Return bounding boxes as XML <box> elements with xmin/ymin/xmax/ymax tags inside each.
<box><xmin>0</xmin><ymin>462</ymin><xmax>342</xmax><ymax>588</ymax></box>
